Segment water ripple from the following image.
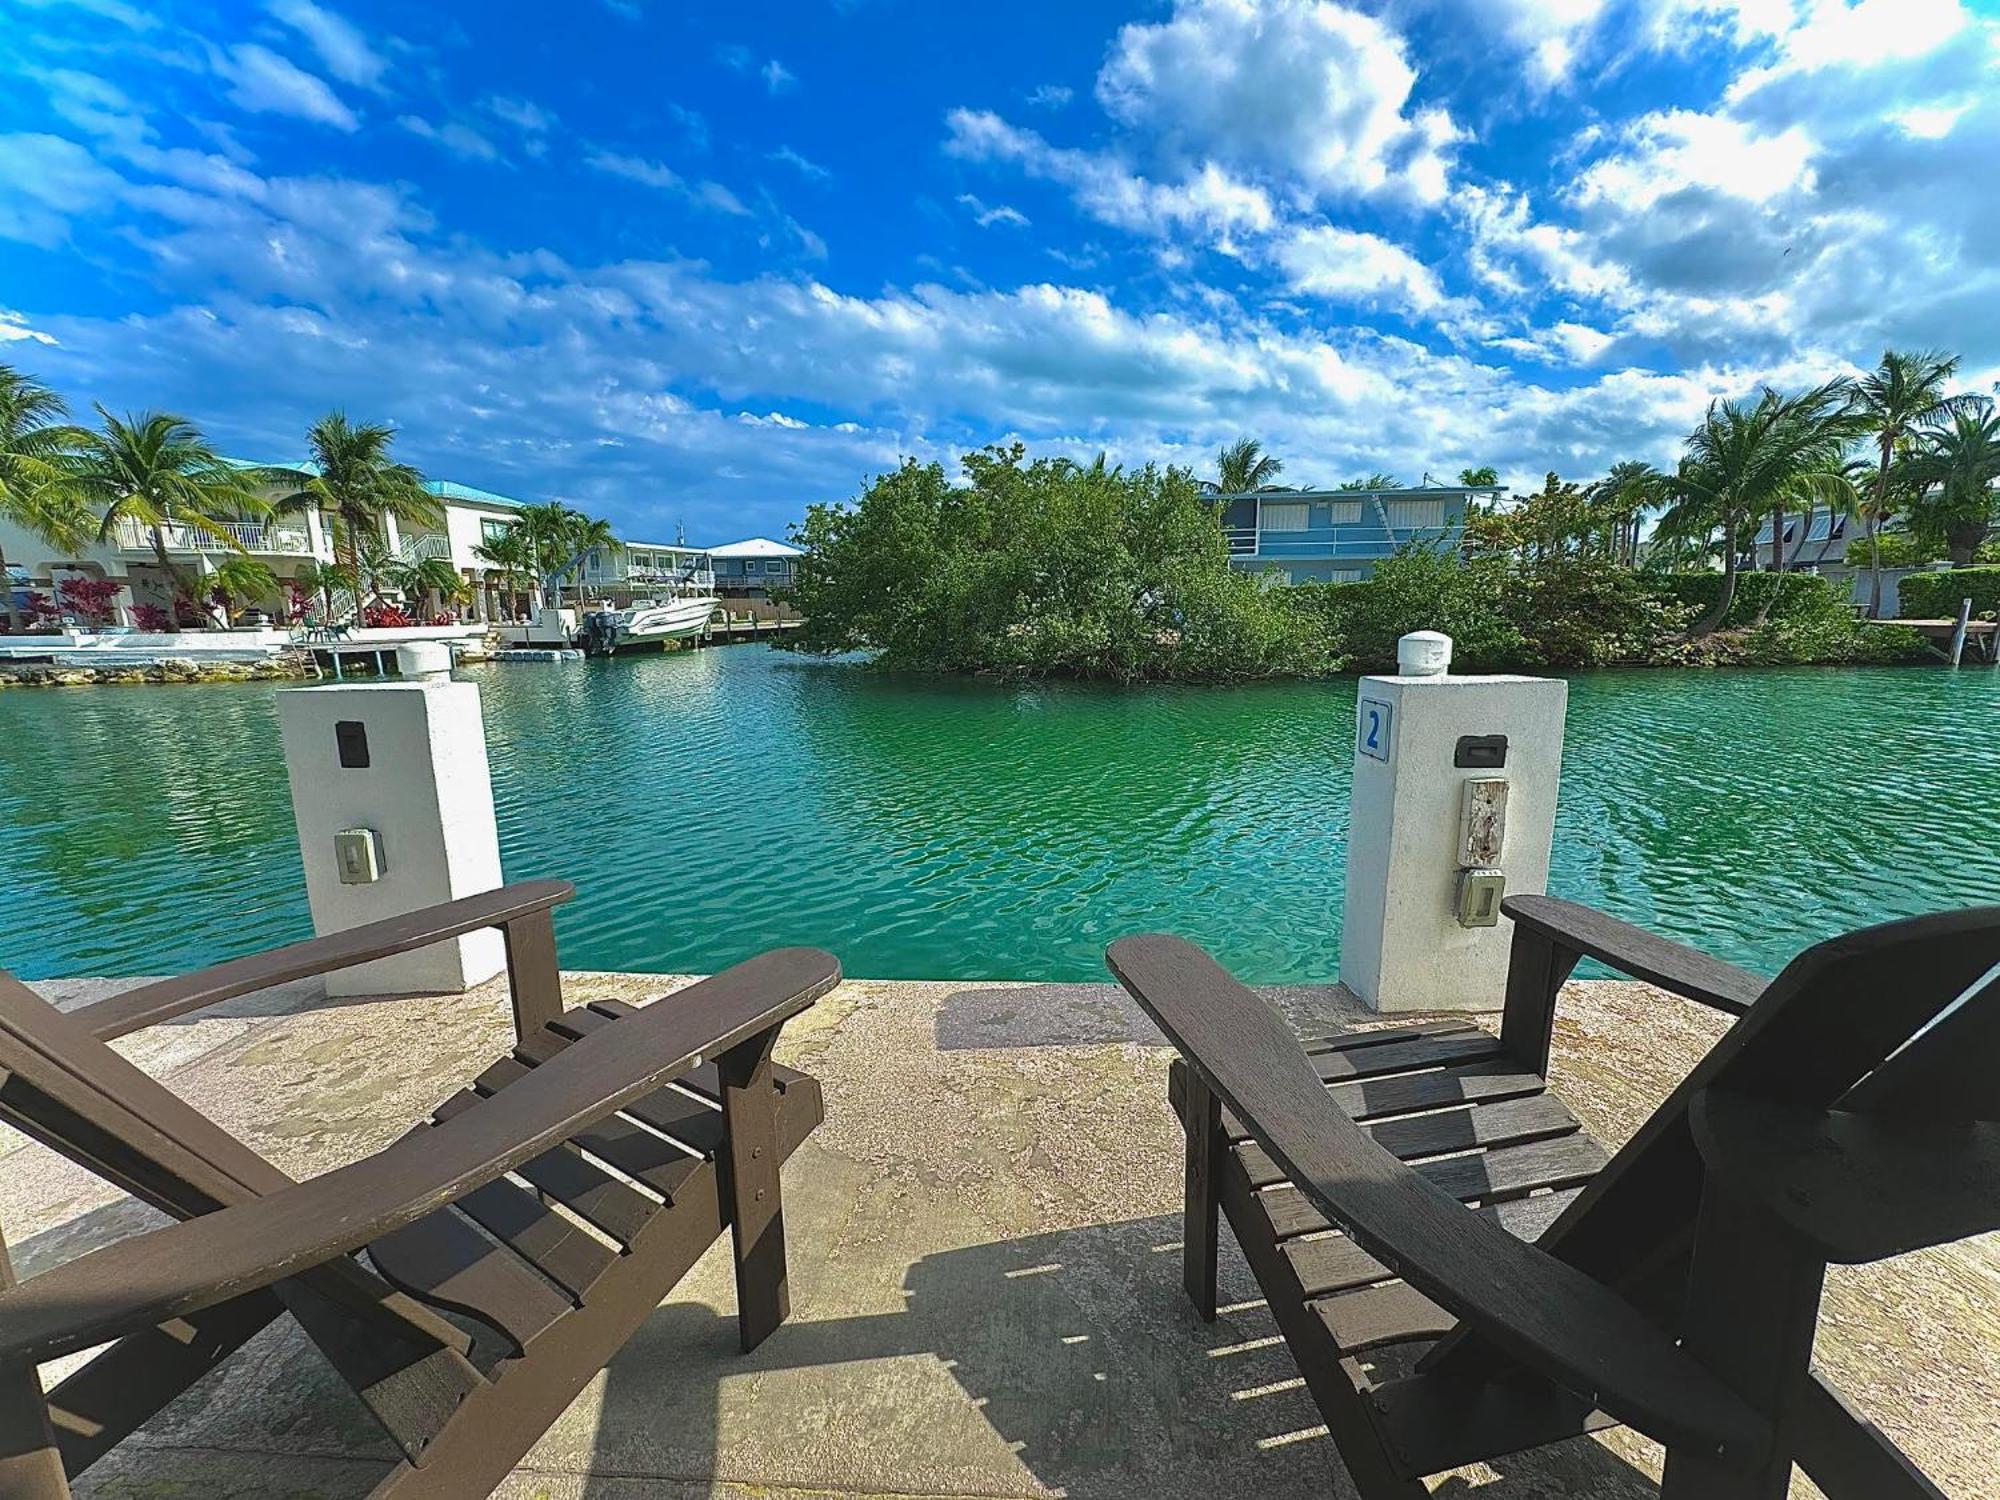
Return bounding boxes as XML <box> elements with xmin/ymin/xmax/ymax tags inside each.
<box><xmin>4</xmin><ymin>653</ymin><xmax>1999</xmax><ymax>983</ymax></box>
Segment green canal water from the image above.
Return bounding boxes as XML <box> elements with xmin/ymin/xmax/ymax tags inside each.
<box><xmin>2</xmin><ymin>648</ymin><xmax>1996</xmax><ymax>985</ymax></box>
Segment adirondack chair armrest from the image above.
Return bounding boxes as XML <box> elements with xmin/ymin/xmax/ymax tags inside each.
<box><xmin>71</xmin><ymin>881</ymin><xmax>577</xmax><ymax>1041</ymax></box>
<box><xmin>1108</xmin><ymin>933</ymin><xmax>1769</xmax><ymax>1465</ymax></box>
<box><xmin>1502</xmin><ymin>894</ymin><xmax>1766</xmax><ymax>1017</ymax></box>
<box><xmin>0</xmin><ymin>945</ymin><xmax>840</xmax><ymax>1367</ymax></box>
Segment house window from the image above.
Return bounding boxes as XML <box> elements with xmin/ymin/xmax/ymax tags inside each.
<box><xmin>1328</xmin><ymin>501</ymin><xmax>1362</xmax><ymax>525</ymax></box>
<box><xmin>1330</xmin><ymin>569</ymin><xmax>1362</xmax><ymax>583</ymax></box>
<box><xmin>480</xmin><ymin>518</ymin><xmax>510</xmax><ymax>543</ymax></box>
<box><xmin>1390</xmin><ymin>499</ymin><xmax>1446</xmax><ymax>528</ymax></box>
<box><xmin>1262</xmin><ymin>502</ymin><xmax>1310</xmax><ymax>532</ymax></box>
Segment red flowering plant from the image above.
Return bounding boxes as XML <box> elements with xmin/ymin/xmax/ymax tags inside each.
<box><xmin>56</xmin><ymin>576</ymin><xmax>122</xmax><ymax>624</ymax></box>
<box><xmin>362</xmin><ymin>602</ymin><xmax>415</xmax><ymax>628</ymax></box>
<box><xmin>22</xmin><ymin>591</ymin><xmax>58</xmax><ymax>626</ymax></box>
<box><xmin>131</xmin><ymin>604</ymin><xmax>174</xmax><ymax>631</ymax></box>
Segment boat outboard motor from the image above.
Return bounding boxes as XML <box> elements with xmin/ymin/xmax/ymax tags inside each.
<box><xmin>578</xmin><ymin>611</ymin><xmax>618</xmax><ymax>657</ymax></box>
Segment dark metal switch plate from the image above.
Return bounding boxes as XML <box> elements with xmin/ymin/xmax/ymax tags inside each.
<box><xmin>335</xmin><ymin>720</ymin><xmax>370</xmax><ymax>769</ymax></box>
<box><xmin>1454</xmin><ymin>734</ymin><xmax>1508</xmax><ymax>769</ymax></box>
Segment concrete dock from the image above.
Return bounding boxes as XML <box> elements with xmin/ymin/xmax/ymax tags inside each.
<box><xmin>5</xmin><ymin>970</ymin><xmax>1994</xmax><ymax>1498</ymax></box>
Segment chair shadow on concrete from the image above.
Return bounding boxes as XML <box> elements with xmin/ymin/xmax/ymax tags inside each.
<box><xmin>584</xmin><ymin>1212</ymin><xmax>1660</xmax><ymax>1500</ymax></box>
<box><xmin>17</xmin><ymin>1200</ymin><xmax>1658</xmax><ymax>1497</ymax></box>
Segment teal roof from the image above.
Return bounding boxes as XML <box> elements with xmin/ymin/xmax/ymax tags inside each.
<box><xmin>423</xmin><ymin>478</ymin><xmax>527</xmax><ymax>509</ymax></box>
<box><xmin>218</xmin><ymin>456</ymin><xmax>526</xmax><ymax>508</ymax></box>
<box><xmin>223</xmin><ymin>455</ymin><xmax>315</xmax><ymax>475</ymax></box>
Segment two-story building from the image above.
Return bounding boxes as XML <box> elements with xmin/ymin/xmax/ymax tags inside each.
<box><xmin>707</xmin><ymin>537</ymin><xmax>800</xmax><ymax>599</ymax></box>
<box><xmin>0</xmin><ymin>464</ymin><xmax>530</xmax><ymax>628</ymax></box>
<box><xmin>579</xmin><ymin>539</ymin><xmax>716</xmax><ymax>601</ymax></box>
<box><xmin>1215</xmin><ymin>485</ymin><xmax>1500</xmax><ymax>584</ymax></box>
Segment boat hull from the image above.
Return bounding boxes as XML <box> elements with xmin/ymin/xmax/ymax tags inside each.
<box><xmin>577</xmin><ymin>597</ymin><xmax>718</xmax><ymax>656</ymax></box>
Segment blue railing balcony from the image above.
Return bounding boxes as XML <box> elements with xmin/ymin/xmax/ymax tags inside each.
<box><xmin>1241</xmin><ymin>524</ymin><xmax>1461</xmax><ymax>561</ymax></box>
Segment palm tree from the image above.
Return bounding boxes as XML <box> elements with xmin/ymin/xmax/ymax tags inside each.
<box><xmin>388</xmin><ymin>555</ymin><xmax>468</xmax><ymax>618</ymax></box>
<box><xmin>1214</xmin><ymin>438</ymin><xmax>1284</xmax><ymax>493</ymax></box>
<box><xmin>1800</xmin><ymin>455</ymin><xmax>1874</xmax><ymax>570</ymax></box>
<box><xmin>1646</xmin><ymin>382</ymin><xmax>1859</xmax><ymax>636</ymax></box>
<box><xmin>473</xmin><ymin>528</ymin><xmax>533</xmax><ymax>619</ymax></box>
<box><xmin>207</xmin><ymin>554</ymin><xmax>279</xmax><ymax>622</ymax></box>
<box><xmin>350</xmin><ymin>526</ymin><xmax>397</xmax><ymax>608</ymax></box>
<box><xmin>513</xmin><ymin>501</ymin><xmax>621</xmax><ymax>606</ymax></box>
<box><xmin>277</xmin><ymin>413</ymin><xmax>441</xmax><ymax>578</ymax></box>
<box><xmin>293</xmin><ymin>557</ymin><xmax>358</xmax><ymax>621</ymax></box>
<box><xmin>0</xmin><ymin>366</ymin><xmax>92</xmax><ymax>630</ymax></box>
<box><xmin>1848</xmin><ymin>350</ymin><xmax>1979</xmax><ymax>614</ymax></box>
<box><xmin>1587</xmin><ymin>461</ymin><xmax>1660</xmax><ymax>566</ymax></box>
<box><xmin>74</xmin><ymin>409</ymin><xmax>273</xmax><ymax>627</ymax></box>
<box><xmin>1903</xmin><ymin>402</ymin><xmax>2000</xmax><ymax>565</ymax></box>
<box><xmin>558</xmin><ymin>514</ymin><xmax>620</xmax><ymax>605</ymax></box>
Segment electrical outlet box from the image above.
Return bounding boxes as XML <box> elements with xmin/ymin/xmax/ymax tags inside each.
<box><xmin>334</xmin><ymin>827</ymin><xmax>384</xmax><ymax>885</ymax></box>
<box><xmin>1456</xmin><ymin>868</ymin><xmax>1505</xmax><ymax>928</ymax></box>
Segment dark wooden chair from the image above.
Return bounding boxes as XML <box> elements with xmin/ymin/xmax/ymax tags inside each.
<box><xmin>0</xmin><ymin>880</ymin><xmax>840</xmax><ymax>1499</ymax></box>
<box><xmin>1108</xmin><ymin>896</ymin><xmax>2000</xmax><ymax>1500</ymax></box>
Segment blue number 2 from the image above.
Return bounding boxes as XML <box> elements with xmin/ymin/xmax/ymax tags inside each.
<box><xmin>1364</xmin><ymin>709</ymin><xmax>1381</xmax><ymax>751</ymax></box>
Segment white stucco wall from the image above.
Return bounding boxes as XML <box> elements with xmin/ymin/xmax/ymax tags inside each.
<box><xmin>443</xmin><ymin>501</ymin><xmax>515</xmax><ymax>572</ymax></box>
<box><xmin>1340</xmin><ymin>671</ymin><xmax>1568</xmax><ymax>1013</ymax></box>
<box><xmin>277</xmin><ymin>677</ymin><xmax>507</xmax><ymax>996</ymax></box>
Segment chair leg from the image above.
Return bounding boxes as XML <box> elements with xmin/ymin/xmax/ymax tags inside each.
<box><xmin>0</xmin><ymin>1374</ymin><xmax>68</xmax><ymax>1500</ymax></box>
<box><xmin>1497</xmin><ymin>924</ymin><xmax>1580</xmax><ymax>1077</ymax></box>
<box><xmin>1660</xmin><ymin>1179</ymin><xmax>1825</xmax><ymax>1500</ymax></box>
<box><xmin>1182</xmin><ymin>1069</ymin><xmax>1222</xmax><ymax>1322</ymax></box>
<box><xmin>0</xmin><ymin>1229</ymin><xmax>68</xmax><ymax>1500</ymax></box>
<box><xmin>718</xmin><ymin>1030</ymin><xmax>789</xmax><ymax>1353</ymax></box>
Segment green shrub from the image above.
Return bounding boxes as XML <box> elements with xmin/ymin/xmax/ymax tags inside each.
<box><xmin>786</xmin><ymin>445</ymin><xmax>1335</xmax><ymax>681</ymax></box>
<box><xmin>1509</xmin><ymin>557</ymin><xmax>1693</xmax><ymax>667</ymax></box>
<box><xmin>1847</xmin><ymin>531</ymin><xmax>1940</xmax><ymax>569</ymax></box>
<box><xmin>1311</xmin><ymin>544</ymin><xmax>1523</xmax><ymax>672</ymax></box>
<box><xmin>1650</xmin><ymin>570</ymin><xmax>1850</xmax><ymax>628</ymax></box>
<box><xmin>1738</xmin><ymin>617</ymin><xmax>1927</xmax><ymax>665</ymax></box>
<box><xmin>1896</xmin><ymin>566</ymin><xmax>2000</xmax><ymax>621</ymax></box>
<box><xmin>789</xmin><ymin>448</ymin><xmax>1932</xmax><ymax>679</ymax></box>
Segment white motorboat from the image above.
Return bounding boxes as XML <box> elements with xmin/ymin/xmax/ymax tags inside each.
<box><xmin>575</xmin><ymin>595</ymin><xmax>719</xmax><ymax>656</ymax></box>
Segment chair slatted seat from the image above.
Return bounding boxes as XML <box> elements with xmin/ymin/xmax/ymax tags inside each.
<box><xmin>369</xmin><ymin>1000</ymin><xmax>825</xmax><ymax>1349</ymax></box>
<box><xmin>0</xmin><ymin>881</ymin><xmax>840</xmax><ymax>1500</ymax></box>
<box><xmin>1114</xmin><ymin>897</ymin><xmax>2000</xmax><ymax>1500</ymax></box>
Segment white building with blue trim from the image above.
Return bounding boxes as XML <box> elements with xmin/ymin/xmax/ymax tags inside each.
<box><xmin>1214</xmin><ymin>485</ymin><xmax>1501</xmax><ymax>583</ymax></box>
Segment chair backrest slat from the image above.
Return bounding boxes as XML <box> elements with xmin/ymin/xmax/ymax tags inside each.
<box><xmin>1839</xmin><ymin>956</ymin><xmax>2000</xmax><ymax>1122</ymax></box>
<box><xmin>1704</xmin><ymin>905</ymin><xmax>2000</xmax><ymax>1112</ymax></box>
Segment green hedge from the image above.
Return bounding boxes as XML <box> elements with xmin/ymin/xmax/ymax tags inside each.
<box><xmin>1650</xmin><ymin>570</ymin><xmax>1849</xmax><ymax>628</ymax></box>
<box><xmin>1897</xmin><ymin>567</ymin><xmax>2000</xmax><ymax>620</ymax></box>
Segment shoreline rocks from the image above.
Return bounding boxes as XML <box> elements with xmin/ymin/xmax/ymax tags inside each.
<box><xmin>0</xmin><ymin>653</ymin><xmax>318</xmax><ymax>688</ymax></box>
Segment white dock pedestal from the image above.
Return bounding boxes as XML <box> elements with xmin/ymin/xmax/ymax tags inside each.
<box><xmin>1339</xmin><ymin>633</ymin><xmax>1567</xmax><ymax>1014</ymax></box>
<box><xmin>276</xmin><ymin>646</ymin><xmax>505</xmax><ymax>996</ymax></box>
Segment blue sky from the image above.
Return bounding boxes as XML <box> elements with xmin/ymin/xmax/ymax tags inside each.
<box><xmin>3</xmin><ymin>0</ymin><xmax>1997</xmax><ymax>544</ymax></box>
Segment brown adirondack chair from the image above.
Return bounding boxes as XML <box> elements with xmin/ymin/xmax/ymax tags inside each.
<box><xmin>0</xmin><ymin>880</ymin><xmax>840</xmax><ymax>1499</ymax></box>
<box><xmin>1108</xmin><ymin>896</ymin><xmax>2000</xmax><ymax>1500</ymax></box>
